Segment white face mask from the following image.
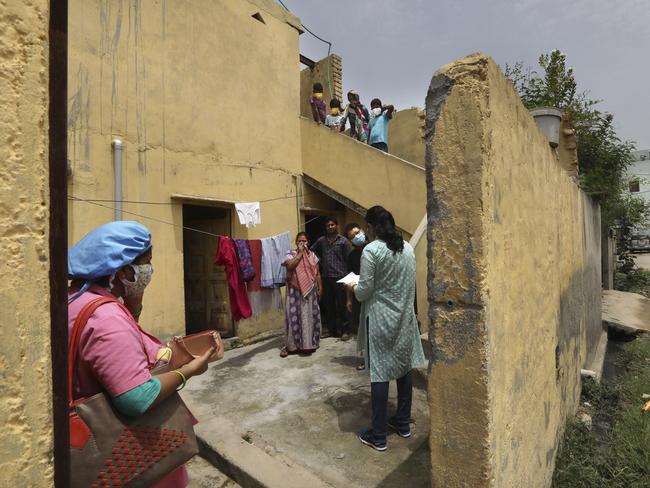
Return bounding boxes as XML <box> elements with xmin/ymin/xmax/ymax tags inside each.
<box><xmin>119</xmin><ymin>263</ymin><xmax>154</xmax><ymax>297</ymax></box>
<box><xmin>371</xmin><ymin>107</ymin><xmax>382</xmax><ymax>117</ymax></box>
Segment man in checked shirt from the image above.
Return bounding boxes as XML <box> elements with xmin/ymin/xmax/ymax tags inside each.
<box><xmin>311</xmin><ymin>217</ymin><xmax>353</xmax><ymax>340</ymax></box>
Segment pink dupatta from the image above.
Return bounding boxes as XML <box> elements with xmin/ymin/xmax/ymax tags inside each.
<box><xmin>287</xmin><ymin>250</ymin><xmax>319</xmax><ymax>298</ymax></box>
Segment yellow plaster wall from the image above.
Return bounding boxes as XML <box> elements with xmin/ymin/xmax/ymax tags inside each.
<box><xmin>426</xmin><ymin>54</ymin><xmax>601</xmax><ymax>487</ymax></box>
<box><xmin>300</xmin><ymin>54</ymin><xmax>343</xmax><ymax>118</ymax></box>
<box><xmin>0</xmin><ymin>0</ymin><xmax>54</xmax><ymax>484</ymax></box>
<box><xmin>301</xmin><ymin>181</ymin><xmax>345</xmax><ymax>216</ymax></box>
<box><xmin>388</xmin><ymin>107</ymin><xmax>425</xmax><ymax>168</ymax></box>
<box><xmin>68</xmin><ymin>0</ymin><xmax>302</xmax><ymax>338</ymax></box>
<box><xmin>301</xmin><ymin>116</ymin><xmax>426</xmax><ymax>234</ymax></box>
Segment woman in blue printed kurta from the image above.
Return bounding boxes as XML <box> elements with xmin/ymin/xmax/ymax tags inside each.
<box><xmin>349</xmin><ymin>206</ymin><xmax>425</xmax><ymax>451</ymax></box>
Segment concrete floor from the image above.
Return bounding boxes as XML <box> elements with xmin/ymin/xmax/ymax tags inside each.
<box><xmin>187</xmin><ymin>456</ymin><xmax>241</xmax><ymax>488</ymax></box>
<box><xmin>181</xmin><ymin>336</ymin><xmax>431</xmax><ymax>488</ymax></box>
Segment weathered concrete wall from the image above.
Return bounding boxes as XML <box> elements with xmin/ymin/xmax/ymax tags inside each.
<box><xmin>388</xmin><ymin>107</ymin><xmax>425</xmax><ymax>168</ymax></box>
<box><xmin>426</xmin><ymin>54</ymin><xmax>602</xmax><ymax>487</ymax></box>
<box><xmin>558</xmin><ymin>114</ymin><xmax>579</xmax><ymax>177</ymax></box>
<box><xmin>582</xmin><ymin>195</ymin><xmax>604</xmax><ymax>367</ymax></box>
<box><xmin>602</xmin><ymin>228</ymin><xmax>616</xmax><ymax>290</ymax></box>
<box><xmin>68</xmin><ymin>0</ymin><xmax>302</xmax><ymax>337</ymax></box>
<box><xmin>0</xmin><ymin>0</ymin><xmax>54</xmax><ymax>485</ymax></box>
<box><xmin>300</xmin><ymin>54</ymin><xmax>343</xmax><ymax>118</ymax></box>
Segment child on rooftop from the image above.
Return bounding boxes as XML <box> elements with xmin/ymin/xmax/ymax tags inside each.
<box><xmin>325</xmin><ymin>98</ymin><xmax>344</xmax><ymax>130</ymax></box>
<box><xmin>309</xmin><ymin>82</ymin><xmax>327</xmax><ymax>124</ymax></box>
<box><xmin>367</xmin><ymin>98</ymin><xmax>395</xmax><ymax>152</ymax></box>
<box><xmin>340</xmin><ymin>90</ymin><xmax>370</xmax><ymax>143</ymax></box>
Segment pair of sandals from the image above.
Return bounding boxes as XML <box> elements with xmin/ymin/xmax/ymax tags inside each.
<box><xmin>280</xmin><ymin>347</ymin><xmax>315</xmax><ymax>358</ymax></box>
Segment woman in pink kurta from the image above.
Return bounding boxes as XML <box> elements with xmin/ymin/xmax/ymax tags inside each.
<box><xmin>68</xmin><ymin>221</ymin><xmax>218</xmax><ymax>487</ymax></box>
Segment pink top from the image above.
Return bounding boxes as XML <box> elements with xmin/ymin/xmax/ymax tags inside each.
<box><xmin>68</xmin><ymin>286</ymin><xmax>162</xmax><ymax>398</ymax></box>
<box><xmin>68</xmin><ymin>286</ymin><xmax>189</xmax><ymax>488</ymax></box>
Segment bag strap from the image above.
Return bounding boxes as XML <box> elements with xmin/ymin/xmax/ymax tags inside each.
<box><xmin>68</xmin><ymin>296</ymin><xmax>117</xmax><ymax>407</ymax></box>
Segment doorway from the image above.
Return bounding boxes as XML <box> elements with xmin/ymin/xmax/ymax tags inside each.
<box><xmin>182</xmin><ymin>204</ymin><xmax>234</xmax><ymax>337</ymax></box>
<box><xmin>305</xmin><ymin>214</ymin><xmax>327</xmax><ymax>243</ymax></box>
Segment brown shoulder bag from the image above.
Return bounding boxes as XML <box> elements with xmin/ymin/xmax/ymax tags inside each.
<box><xmin>69</xmin><ymin>297</ymin><xmax>198</xmax><ymax>488</ymax></box>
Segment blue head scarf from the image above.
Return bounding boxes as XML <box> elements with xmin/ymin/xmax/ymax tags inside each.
<box><xmin>68</xmin><ymin>221</ymin><xmax>152</xmax><ymax>302</ymax></box>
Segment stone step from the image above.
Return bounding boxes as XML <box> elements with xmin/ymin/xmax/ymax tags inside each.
<box><xmin>195</xmin><ymin>423</ymin><xmax>335</xmax><ymax>488</ymax></box>
<box><xmin>187</xmin><ymin>455</ymin><xmax>241</xmax><ymax>488</ymax></box>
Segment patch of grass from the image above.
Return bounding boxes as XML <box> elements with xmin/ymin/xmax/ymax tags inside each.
<box><xmin>551</xmin><ymin>420</ymin><xmax>604</xmax><ymax>488</ymax></box>
<box><xmin>615</xmin><ymin>267</ymin><xmax>650</xmax><ymax>297</ymax></box>
<box><xmin>552</xmin><ymin>335</ymin><xmax>650</xmax><ymax>487</ymax></box>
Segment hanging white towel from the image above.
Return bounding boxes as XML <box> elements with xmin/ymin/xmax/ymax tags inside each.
<box><xmin>235</xmin><ymin>202</ymin><xmax>261</xmax><ymax>228</ymax></box>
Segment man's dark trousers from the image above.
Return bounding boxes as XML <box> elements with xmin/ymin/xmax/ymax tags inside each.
<box><xmin>321</xmin><ymin>277</ymin><xmax>347</xmax><ymax>336</ymax></box>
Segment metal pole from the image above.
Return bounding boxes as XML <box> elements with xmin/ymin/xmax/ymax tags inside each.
<box><xmin>112</xmin><ymin>139</ymin><xmax>123</xmax><ymax>220</ymax></box>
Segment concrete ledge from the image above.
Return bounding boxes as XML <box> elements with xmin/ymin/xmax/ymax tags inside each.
<box><xmin>196</xmin><ymin>423</ymin><xmax>334</xmax><ymax>488</ymax></box>
<box><xmin>583</xmin><ymin>329</ymin><xmax>608</xmax><ymax>382</ymax></box>
<box><xmin>241</xmin><ymin>329</ymin><xmax>283</xmax><ymax>347</ymax></box>
<box><xmin>602</xmin><ymin>290</ymin><xmax>650</xmax><ymax>334</ymax></box>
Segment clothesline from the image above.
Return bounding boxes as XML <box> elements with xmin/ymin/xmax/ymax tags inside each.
<box><xmin>70</xmin><ymin>196</ymin><xmax>322</xmax><ymax>239</ymax></box>
<box><xmin>68</xmin><ymin>190</ymin><xmax>322</xmax><ymax>206</ymax></box>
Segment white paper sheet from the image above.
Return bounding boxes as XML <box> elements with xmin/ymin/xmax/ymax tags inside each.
<box><xmin>336</xmin><ymin>272</ymin><xmax>360</xmax><ymax>285</ymax></box>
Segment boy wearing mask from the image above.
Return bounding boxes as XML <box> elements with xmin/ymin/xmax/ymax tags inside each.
<box><xmin>325</xmin><ymin>99</ymin><xmax>344</xmax><ymax>129</ymax></box>
<box><xmin>367</xmin><ymin>98</ymin><xmax>395</xmax><ymax>152</ymax></box>
<box><xmin>309</xmin><ymin>82</ymin><xmax>327</xmax><ymax>124</ymax></box>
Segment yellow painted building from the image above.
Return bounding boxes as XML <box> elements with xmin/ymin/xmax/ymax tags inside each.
<box><xmin>67</xmin><ymin>0</ymin><xmax>430</xmax><ymax>340</ymax></box>
<box><xmin>68</xmin><ymin>0</ymin><xmax>307</xmax><ymax>339</ymax></box>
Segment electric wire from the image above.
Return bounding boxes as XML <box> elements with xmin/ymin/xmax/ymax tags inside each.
<box><xmin>67</xmin><ymin>190</ymin><xmax>322</xmax><ymax>206</ymax></box>
<box><xmin>70</xmin><ymin>196</ymin><xmax>325</xmax><ymax>238</ymax></box>
<box><xmin>276</xmin><ymin>0</ymin><xmax>334</xmax><ymax>100</ymax></box>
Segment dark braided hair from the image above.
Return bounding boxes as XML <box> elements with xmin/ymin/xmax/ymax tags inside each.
<box><xmin>365</xmin><ymin>206</ymin><xmax>403</xmax><ymax>254</ymax></box>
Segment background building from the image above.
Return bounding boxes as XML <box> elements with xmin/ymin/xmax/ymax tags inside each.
<box><xmin>626</xmin><ymin>149</ymin><xmax>650</xmax><ymax>233</ymax></box>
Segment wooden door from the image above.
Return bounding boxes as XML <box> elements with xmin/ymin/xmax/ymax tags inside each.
<box><xmin>183</xmin><ymin>206</ymin><xmax>233</xmax><ymax>336</ymax></box>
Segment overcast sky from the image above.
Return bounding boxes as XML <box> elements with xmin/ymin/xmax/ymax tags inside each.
<box><xmin>285</xmin><ymin>0</ymin><xmax>650</xmax><ymax>148</ymax></box>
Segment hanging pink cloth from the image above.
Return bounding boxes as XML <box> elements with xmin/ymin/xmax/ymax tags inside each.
<box><xmin>215</xmin><ymin>237</ymin><xmax>252</xmax><ymax>321</ymax></box>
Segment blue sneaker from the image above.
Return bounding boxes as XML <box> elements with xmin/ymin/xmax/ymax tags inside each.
<box><xmin>357</xmin><ymin>429</ymin><xmax>387</xmax><ymax>452</ymax></box>
<box><xmin>388</xmin><ymin>417</ymin><xmax>412</xmax><ymax>438</ymax></box>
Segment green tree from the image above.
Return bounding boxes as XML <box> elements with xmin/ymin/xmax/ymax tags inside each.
<box><xmin>504</xmin><ymin>50</ymin><xmax>647</xmax><ymax>232</ymax></box>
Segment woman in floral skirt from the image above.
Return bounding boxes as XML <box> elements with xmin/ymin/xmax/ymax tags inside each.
<box><xmin>280</xmin><ymin>232</ymin><xmax>323</xmax><ymax>357</ymax></box>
